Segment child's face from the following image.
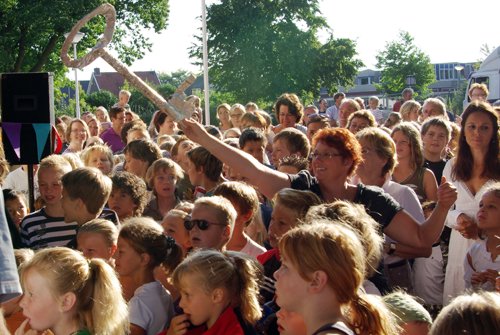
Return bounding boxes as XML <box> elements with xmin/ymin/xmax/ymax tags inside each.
<box><xmin>154</xmin><ymin>169</ymin><xmax>178</xmax><ymax>198</ymax></box>
<box><xmin>392</xmin><ymin>131</ymin><xmax>411</xmax><ymax>160</ymax></box>
<box><xmin>61</xmin><ymin>189</ymin><xmax>80</xmax><ymax>223</ymax></box>
<box><xmin>77</xmin><ymin>232</ymin><xmax>115</xmax><ymax>261</ymax></box>
<box><xmin>96</xmin><ymin>110</ymin><xmax>106</xmax><ymax>122</ymax></box>
<box><xmin>276</xmin><ymin>308</ymin><xmax>307</xmax><ymax>335</ymax></box>
<box><xmin>107</xmin><ymin>188</ymin><xmax>137</xmax><ymax>221</ymax></box>
<box><xmin>268</xmin><ymin>203</ymin><xmax>297</xmax><ymax>249</ymax></box>
<box><xmin>5</xmin><ymin>197</ymin><xmax>28</xmax><ymax>226</ymax></box>
<box><xmin>271</xmin><ymin>139</ymin><xmax>292</xmax><ymax>167</ymax></box>
<box><xmin>477</xmin><ymin>191</ymin><xmax>500</xmax><ymax>232</ymax></box>
<box><xmin>87</xmin><ymin>151</ymin><xmax>112</xmax><ymax>175</ymax></box>
<box><xmin>422</xmin><ymin>125</ymin><xmax>448</xmax><ymax>156</ymax></box>
<box><xmin>162</xmin><ymin>214</ymin><xmax>191</xmax><ymax>254</ymax></box>
<box><xmin>369</xmin><ymin>99</ymin><xmax>378</xmax><ymax>110</ymax></box>
<box><xmin>19</xmin><ymin>269</ymin><xmax>64</xmax><ymax>332</ymax></box>
<box><xmin>186</xmin><ymin>158</ymin><xmax>202</xmax><ymax>187</ymax></box>
<box><xmin>119</xmin><ymin>93</ymin><xmax>130</xmax><ymax>106</ymax></box>
<box><xmin>124</xmin><ymin>153</ymin><xmax>149</xmax><ymax>178</ymax></box>
<box><xmin>38</xmin><ymin>168</ymin><xmax>64</xmax><ymax>206</ymax></box>
<box><xmin>114</xmin><ymin>237</ymin><xmax>143</xmax><ymax>277</ymax></box>
<box><xmin>242</xmin><ymin>140</ymin><xmax>265</xmax><ymax>164</ymax></box>
<box><xmin>178</xmin><ymin>273</ymin><xmax>219</xmax><ymax>327</ymax></box>
<box><xmin>348</xmin><ymin>117</ymin><xmax>370</xmax><ymax>134</ymax></box>
<box><xmin>188</xmin><ymin>204</ymin><xmax>229</xmax><ymax>250</ymax></box>
<box><xmin>273</xmin><ymin>255</ymin><xmax>309</xmax><ymax>313</ymax></box>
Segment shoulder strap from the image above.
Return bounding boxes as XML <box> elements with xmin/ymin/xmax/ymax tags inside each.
<box><xmin>312</xmin><ymin>322</ymin><xmax>353</xmax><ymax>335</ymax></box>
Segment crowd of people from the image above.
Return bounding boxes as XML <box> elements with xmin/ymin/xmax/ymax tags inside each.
<box><xmin>0</xmin><ymin>85</ymin><xmax>499</xmax><ymax>335</ymax></box>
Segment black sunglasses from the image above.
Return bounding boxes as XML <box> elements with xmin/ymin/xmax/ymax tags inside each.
<box><xmin>184</xmin><ymin>219</ymin><xmax>227</xmax><ymax>231</ymax></box>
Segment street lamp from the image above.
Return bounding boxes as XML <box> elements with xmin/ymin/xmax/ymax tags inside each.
<box><xmin>455</xmin><ymin>64</ymin><xmax>464</xmax><ymax>92</ymax></box>
<box><xmin>64</xmin><ymin>32</ymin><xmax>85</xmax><ymax>119</ymax></box>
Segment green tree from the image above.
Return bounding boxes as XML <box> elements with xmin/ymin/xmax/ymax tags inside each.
<box><xmin>159</xmin><ymin>69</ymin><xmax>192</xmax><ymax>87</ymax></box>
<box><xmin>86</xmin><ymin>90</ymin><xmax>117</xmax><ymax>110</ymax></box>
<box><xmin>0</xmin><ymin>0</ymin><xmax>169</xmax><ymax>79</ymax></box>
<box><xmin>375</xmin><ymin>31</ymin><xmax>435</xmax><ymax>95</ymax></box>
<box><xmin>191</xmin><ymin>0</ymin><xmax>362</xmax><ymax>103</ymax></box>
<box><xmin>128</xmin><ymin>82</ymin><xmax>176</xmax><ymax>124</ymax></box>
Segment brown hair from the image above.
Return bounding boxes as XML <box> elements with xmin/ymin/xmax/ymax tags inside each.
<box><xmin>274</xmin><ymin>93</ymin><xmax>304</xmax><ymax>123</ymax></box>
<box><xmin>213</xmin><ymin>181</ymin><xmax>260</xmax><ymax>226</ymax></box>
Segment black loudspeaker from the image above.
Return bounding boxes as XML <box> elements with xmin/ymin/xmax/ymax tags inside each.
<box><xmin>1</xmin><ymin>72</ymin><xmax>55</xmax><ymax>164</ymax></box>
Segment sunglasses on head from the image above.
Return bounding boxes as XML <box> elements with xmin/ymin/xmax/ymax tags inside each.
<box><xmin>184</xmin><ymin>219</ymin><xmax>227</xmax><ymax>231</ymax></box>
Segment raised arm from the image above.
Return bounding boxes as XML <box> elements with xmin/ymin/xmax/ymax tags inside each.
<box><xmin>180</xmin><ymin>119</ymin><xmax>290</xmax><ymax>199</ymax></box>
<box><xmin>384</xmin><ymin>176</ymin><xmax>457</xmax><ymax>248</ymax></box>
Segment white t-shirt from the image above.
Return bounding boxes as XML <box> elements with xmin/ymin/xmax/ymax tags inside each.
<box><xmin>240</xmin><ymin>235</ymin><xmax>267</xmax><ymax>258</ymax></box>
<box><xmin>129</xmin><ymin>281</ymin><xmax>174</xmax><ymax>335</ymax></box>
<box><xmin>464</xmin><ymin>239</ymin><xmax>500</xmax><ymax>291</ymax></box>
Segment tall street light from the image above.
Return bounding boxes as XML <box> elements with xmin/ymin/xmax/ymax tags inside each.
<box><xmin>64</xmin><ymin>32</ymin><xmax>85</xmax><ymax>119</ymax></box>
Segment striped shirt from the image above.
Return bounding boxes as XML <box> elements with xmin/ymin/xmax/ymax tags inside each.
<box><xmin>20</xmin><ymin>208</ymin><xmax>77</xmax><ymax>249</ymax></box>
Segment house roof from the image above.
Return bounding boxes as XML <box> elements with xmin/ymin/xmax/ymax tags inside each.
<box><xmin>89</xmin><ymin>70</ymin><xmax>161</xmax><ymax>96</ymax></box>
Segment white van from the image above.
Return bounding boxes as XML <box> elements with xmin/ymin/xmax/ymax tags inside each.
<box><xmin>464</xmin><ymin>46</ymin><xmax>500</xmax><ymax>106</ymax></box>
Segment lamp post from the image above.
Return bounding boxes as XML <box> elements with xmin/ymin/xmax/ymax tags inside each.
<box><xmin>455</xmin><ymin>65</ymin><xmax>464</xmax><ymax>92</ymax></box>
<box><xmin>64</xmin><ymin>32</ymin><xmax>85</xmax><ymax>119</ymax></box>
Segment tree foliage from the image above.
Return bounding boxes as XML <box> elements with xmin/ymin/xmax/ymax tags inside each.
<box><xmin>375</xmin><ymin>31</ymin><xmax>435</xmax><ymax>95</ymax></box>
<box><xmin>86</xmin><ymin>90</ymin><xmax>117</xmax><ymax>110</ymax></box>
<box><xmin>129</xmin><ymin>82</ymin><xmax>176</xmax><ymax>124</ymax></box>
<box><xmin>159</xmin><ymin>69</ymin><xmax>193</xmax><ymax>88</ymax></box>
<box><xmin>0</xmin><ymin>0</ymin><xmax>169</xmax><ymax>79</ymax></box>
<box><xmin>191</xmin><ymin>0</ymin><xmax>362</xmax><ymax>103</ymax></box>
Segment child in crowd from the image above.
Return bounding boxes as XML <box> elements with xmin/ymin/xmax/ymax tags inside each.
<box><xmin>16</xmin><ymin>247</ymin><xmax>128</xmax><ymax>335</ymax></box>
<box><xmin>270</xmin><ymin>128</ymin><xmax>310</xmax><ymax>168</ymax></box>
<box><xmin>61</xmin><ymin>167</ymin><xmax>118</xmax><ymax>249</ymax></box>
<box><xmin>430</xmin><ymin>291</ymin><xmax>500</xmax><ymax>335</ymax></box>
<box><xmin>239</xmin><ymin>127</ymin><xmax>268</xmax><ymax>165</ymax></box>
<box><xmin>186</xmin><ymin>146</ymin><xmax>224</xmax><ymax>197</ymax></box>
<box><xmin>464</xmin><ymin>183</ymin><xmax>500</xmax><ymax>291</ymax></box>
<box><xmin>3</xmin><ymin>248</ymin><xmax>34</xmax><ymax>334</ymax></box>
<box><xmin>421</xmin><ymin>117</ymin><xmax>451</xmax><ymax>182</ymax></box>
<box><xmin>187</xmin><ymin>196</ymin><xmax>237</xmax><ymax>251</ymax></box>
<box><xmin>20</xmin><ymin>155</ymin><xmax>76</xmax><ymax>249</ymax></box>
<box><xmin>274</xmin><ymin>224</ymin><xmax>398</xmax><ymax>335</ymax></box>
<box><xmin>77</xmin><ymin>218</ymin><xmax>118</xmax><ymax>263</ymax></box>
<box><xmin>80</xmin><ymin>144</ymin><xmax>114</xmax><ymax>175</ymax></box>
<box><xmin>382</xmin><ymin>291</ymin><xmax>432</xmax><ymax>335</ymax></box>
<box><xmin>277</xmin><ymin>155</ymin><xmax>309</xmax><ymax>174</ymax></box>
<box><xmin>368</xmin><ymin>95</ymin><xmax>384</xmax><ymax>125</ymax></box>
<box><xmin>108</xmin><ymin>172</ymin><xmax>148</xmax><ymax>221</ymax></box>
<box><xmin>305</xmin><ymin>114</ymin><xmax>330</xmax><ymax>143</ymax></box>
<box><xmin>168</xmin><ymin>249</ymin><xmax>262</xmax><ymax>335</ymax></box>
<box><xmin>258</xmin><ymin>189</ymin><xmax>321</xmax><ymax>303</ymax></box>
<box><xmin>123</xmin><ymin>139</ymin><xmax>162</xmax><ymax>181</ymax></box>
<box><xmin>116</xmin><ymin>89</ymin><xmax>131</xmax><ymax>110</ymax></box>
<box><xmin>115</xmin><ymin>217</ymin><xmax>182</xmax><ymax>335</ymax></box>
<box><xmin>144</xmin><ymin>158</ymin><xmax>183</xmax><ymax>221</ymax></box>
<box><xmin>3</xmin><ymin>189</ymin><xmax>28</xmax><ymax>229</ymax></box>
<box><xmin>162</xmin><ymin>208</ymin><xmax>192</xmax><ymax>257</ymax></box>
<box><xmin>213</xmin><ymin>181</ymin><xmax>266</xmax><ymax>258</ymax></box>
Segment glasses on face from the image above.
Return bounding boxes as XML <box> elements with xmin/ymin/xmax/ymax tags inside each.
<box><xmin>184</xmin><ymin>218</ymin><xmax>227</xmax><ymax>231</ymax></box>
<box><xmin>310</xmin><ymin>151</ymin><xmax>342</xmax><ymax>160</ymax></box>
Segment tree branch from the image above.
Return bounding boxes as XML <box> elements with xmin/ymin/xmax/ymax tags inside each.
<box><xmin>13</xmin><ymin>26</ymin><xmax>27</xmax><ymax>72</ymax></box>
<box><xmin>30</xmin><ymin>34</ymin><xmax>59</xmax><ymax>72</ymax></box>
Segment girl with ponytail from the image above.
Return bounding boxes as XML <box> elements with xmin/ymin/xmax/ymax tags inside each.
<box><xmin>16</xmin><ymin>247</ymin><xmax>128</xmax><ymax>335</ymax></box>
<box><xmin>274</xmin><ymin>223</ymin><xmax>399</xmax><ymax>335</ymax></box>
<box><xmin>168</xmin><ymin>249</ymin><xmax>263</xmax><ymax>335</ymax></box>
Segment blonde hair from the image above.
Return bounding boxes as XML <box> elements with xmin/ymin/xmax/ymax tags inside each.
<box><xmin>399</xmin><ymin>100</ymin><xmax>421</xmax><ymax>121</ymax></box>
<box><xmin>305</xmin><ymin>201</ymin><xmax>383</xmax><ymax>278</ymax></box>
<box><xmin>430</xmin><ymin>291</ymin><xmax>500</xmax><ymax>335</ymax></box>
<box><xmin>279</xmin><ymin>224</ymin><xmax>398</xmax><ymax>335</ymax></box>
<box><xmin>119</xmin><ymin>217</ymin><xmax>183</xmax><ymax>274</ymax></box>
<box><xmin>356</xmin><ymin>127</ymin><xmax>398</xmax><ymax>176</ymax></box>
<box><xmin>273</xmin><ymin>188</ymin><xmax>322</xmax><ymax>224</ymax></box>
<box><xmin>193</xmin><ymin>196</ymin><xmax>237</xmax><ymax>233</ymax></box>
<box><xmin>20</xmin><ymin>247</ymin><xmax>129</xmax><ymax>335</ymax></box>
<box><xmin>38</xmin><ymin>154</ymin><xmax>73</xmax><ymax>177</ymax></box>
<box><xmin>79</xmin><ymin>219</ymin><xmax>118</xmax><ymax>248</ymax></box>
<box><xmin>172</xmin><ymin>249</ymin><xmax>263</xmax><ymax>325</ymax></box>
<box><xmin>145</xmin><ymin>158</ymin><xmax>184</xmax><ymax>190</ymax></box>
<box><xmin>80</xmin><ymin>144</ymin><xmax>114</xmax><ymax>171</ymax></box>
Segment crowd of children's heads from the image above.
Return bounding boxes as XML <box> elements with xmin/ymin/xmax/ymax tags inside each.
<box><xmin>2</xmin><ymin>93</ymin><xmax>499</xmax><ymax>335</ymax></box>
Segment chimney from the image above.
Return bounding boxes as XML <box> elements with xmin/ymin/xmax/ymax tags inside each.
<box><xmin>94</xmin><ymin>68</ymin><xmax>101</xmax><ymax>75</ymax></box>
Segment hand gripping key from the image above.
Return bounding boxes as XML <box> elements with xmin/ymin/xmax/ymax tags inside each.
<box><xmin>61</xmin><ymin>3</ymin><xmax>196</xmax><ymax>121</ymax></box>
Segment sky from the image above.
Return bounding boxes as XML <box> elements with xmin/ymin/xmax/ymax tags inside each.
<box><xmin>77</xmin><ymin>0</ymin><xmax>500</xmax><ymax>81</ymax></box>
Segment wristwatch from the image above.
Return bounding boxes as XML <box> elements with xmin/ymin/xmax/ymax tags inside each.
<box><xmin>387</xmin><ymin>242</ymin><xmax>397</xmax><ymax>255</ymax></box>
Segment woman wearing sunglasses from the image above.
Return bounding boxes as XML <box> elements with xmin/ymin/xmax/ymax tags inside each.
<box><xmin>180</xmin><ymin>119</ymin><xmax>457</xmax><ymax>252</ymax></box>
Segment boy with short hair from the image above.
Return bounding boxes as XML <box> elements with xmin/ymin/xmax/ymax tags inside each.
<box><xmin>115</xmin><ymin>89</ymin><xmax>131</xmax><ymax>110</ymax></box>
<box><xmin>108</xmin><ymin>172</ymin><xmax>149</xmax><ymax>221</ymax></box>
<box><xmin>186</xmin><ymin>146</ymin><xmax>223</xmax><ymax>197</ymax></box>
<box><xmin>213</xmin><ymin>181</ymin><xmax>266</xmax><ymax>258</ymax></box>
<box><xmin>421</xmin><ymin>117</ymin><xmax>452</xmax><ymax>182</ymax></box>
<box><xmin>61</xmin><ymin>167</ymin><xmax>118</xmax><ymax>249</ymax></box>
<box><xmin>123</xmin><ymin>139</ymin><xmax>162</xmax><ymax>180</ymax></box>
<box><xmin>239</xmin><ymin>127</ymin><xmax>268</xmax><ymax>164</ymax></box>
<box><xmin>186</xmin><ymin>195</ymin><xmax>237</xmax><ymax>251</ymax></box>
<box><xmin>270</xmin><ymin>128</ymin><xmax>310</xmax><ymax>168</ymax></box>
<box><xmin>20</xmin><ymin>155</ymin><xmax>76</xmax><ymax>249</ymax></box>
